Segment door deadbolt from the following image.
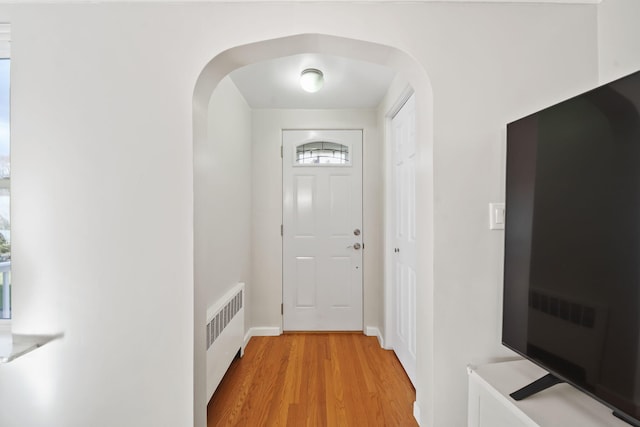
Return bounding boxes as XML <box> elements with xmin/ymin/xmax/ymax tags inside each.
<box><xmin>353</xmin><ymin>228</ymin><xmax>361</xmax><ymax>236</ymax></box>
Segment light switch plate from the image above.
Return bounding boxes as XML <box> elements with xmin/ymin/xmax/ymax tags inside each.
<box><xmin>489</xmin><ymin>202</ymin><xmax>505</xmax><ymax>230</ymax></box>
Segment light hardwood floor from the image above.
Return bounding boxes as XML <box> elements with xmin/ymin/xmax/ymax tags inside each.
<box><xmin>207</xmin><ymin>333</ymin><xmax>418</xmax><ymax>426</ymax></box>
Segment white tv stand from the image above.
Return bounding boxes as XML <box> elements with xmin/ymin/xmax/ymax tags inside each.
<box><xmin>468</xmin><ymin>359</ymin><xmax>630</xmax><ymax>427</ymax></box>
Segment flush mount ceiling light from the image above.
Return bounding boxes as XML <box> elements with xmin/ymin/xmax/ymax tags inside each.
<box><xmin>300</xmin><ymin>68</ymin><xmax>324</xmax><ymax>93</ymax></box>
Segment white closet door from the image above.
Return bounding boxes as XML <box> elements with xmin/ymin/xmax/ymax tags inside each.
<box><xmin>391</xmin><ymin>95</ymin><xmax>417</xmax><ymax>386</ymax></box>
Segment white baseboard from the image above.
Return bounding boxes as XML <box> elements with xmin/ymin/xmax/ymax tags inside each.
<box><xmin>364</xmin><ymin>326</ymin><xmax>384</xmax><ymax>348</ymax></box>
<box><xmin>243</xmin><ymin>326</ymin><xmax>282</xmax><ymax>349</ymax></box>
<box><xmin>413</xmin><ymin>400</ymin><xmax>421</xmax><ymax>426</ymax></box>
<box><xmin>245</xmin><ymin>326</ymin><xmax>383</xmax><ymax>347</ymax></box>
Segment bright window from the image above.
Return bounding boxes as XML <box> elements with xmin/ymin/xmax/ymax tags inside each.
<box><xmin>295</xmin><ymin>141</ymin><xmax>350</xmax><ymax>165</ymax></box>
<box><xmin>0</xmin><ymin>27</ymin><xmax>10</xmax><ymax>320</ymax></box>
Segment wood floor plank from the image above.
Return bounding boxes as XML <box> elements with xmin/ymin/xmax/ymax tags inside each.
<box><xmin>325</xmin><ymin>337</ymin><xmax>347</xmax><ymax>426</ymax></box>
<box><xmin>207</xmin><ymin>333</ymin><xmax>418</xmax><ymax>427</ymax></box>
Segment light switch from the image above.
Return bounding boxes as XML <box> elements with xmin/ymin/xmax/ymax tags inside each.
<box><xmin>489</xmin><ymin>203</ymin><xmax>505</xmax><ymax>230</ymax></box>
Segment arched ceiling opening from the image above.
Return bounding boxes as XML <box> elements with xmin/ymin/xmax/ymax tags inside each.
<box><xmin>193</xmin><ymin>33</ymin><xmax>435</xmax><ymax>427</ymax></box>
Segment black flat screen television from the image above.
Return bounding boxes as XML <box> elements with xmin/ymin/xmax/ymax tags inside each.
<box><xmin>503</xmin><ymin>69</ymin><xmax>640</xmax><ymax>426</ymax></box>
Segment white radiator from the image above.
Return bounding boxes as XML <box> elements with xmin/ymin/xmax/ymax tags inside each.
<box><xmin>206</xmin><ymin>282</ymin><xmax>245</xmax><ymax>401</ymax></box>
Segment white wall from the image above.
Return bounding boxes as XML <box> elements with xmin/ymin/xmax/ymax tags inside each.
<box><xmin>598</xmin><ymin>0</ymin><xmax>640</xmax><ymax>83</ymax></box>
<box><xmin>425</xmin><ymin>5</ymin><xmax>597</xmax><ymax>425</ymax></box>
<box><xmin>196</xmin><ymin>75</ymin><xmax>252</xmax><ymax>339</ymax></box>
<box><xmin>4</xmin><ymin>6</ymin><xmax>198</xmax><ymax>427</ymax></box>
<box><xmin>195</xmin><ymin>77</ymin><xmax>251</xmax><ymax>426</ymax></box>
<box><xmin>0</xmin><ymin>3</ymin><xmax>601</xmax><ymax>427</ymax></box>
<box><xmin>250</xmin><ymin>108</ymin><xmax>383</xmax><ymax>331</ymax></box>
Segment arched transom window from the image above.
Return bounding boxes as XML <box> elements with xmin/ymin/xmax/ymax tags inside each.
<box><xmin>295</xmin><ymin>141</ymin><xmax>350</xmax><ymax>165</ymax></box>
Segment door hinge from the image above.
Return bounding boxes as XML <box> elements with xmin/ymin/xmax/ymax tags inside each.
<box><xmin>281</xmin><ymin>224</ymin><xmax>283</xmax><ymax>236</ymax></box>
<box><xmin>280</xmin><ymin>146</ymin><xmax>283</xmax><ymax>158</ymax></box>
<box><xmin>281</xmin><ymin>303</ymin><xmax>283</xmax><ymax>315</ymax></box>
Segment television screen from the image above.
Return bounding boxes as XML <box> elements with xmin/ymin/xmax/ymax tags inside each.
<box><xmin>503</xmin><ymin>69</ymin><xmax>640</xmax><ymax>425</ymax></box>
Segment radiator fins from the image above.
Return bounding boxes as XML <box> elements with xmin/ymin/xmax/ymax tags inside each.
<box><xmin>206</xmin><ymin>290</ymin><xmax>243</xmax><ymax>350</ymax></box>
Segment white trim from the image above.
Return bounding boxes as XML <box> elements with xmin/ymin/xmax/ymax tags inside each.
<box><xmin>0</xmin><ymin>24</ymin><xmax>9</xmax><ymax>42</ymax></box>
<box><xmin>413</xmin><ymin>400</ymin><xmax>422</xmax><ymax>426</ymax></box>
<box><xmin>243</xmin><ymin>326</ymin><xmax>282</xmax><ymax>349</ymax></box>
<box><xmin>388</xmin><ymin>86</ymin><xmax>415</xmax><ymax>120</ymax></box>
<box><xmin>0</xmin><ymin>23</ymin><xmax>9</xmax><ymax>58</ymax></box>
<box><xmin>364</xmin><ymin>326</ymin><xmax>384</xmax><ymax>348</ymax></box>
<box><xmin>243</xmin><ymin>329</ymin><xmax>250</xmax><ymax>355</ymax></box>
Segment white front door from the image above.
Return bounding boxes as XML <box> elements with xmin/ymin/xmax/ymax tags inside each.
<box><xmin>390</xmin><ymin>94</ymin><xmax>417</xmax><ymax>386</ymax></box>
<box><xmin>282</xmin><ymin>129</ymin><xmax>363</xmax><ymax>331</ymax></box>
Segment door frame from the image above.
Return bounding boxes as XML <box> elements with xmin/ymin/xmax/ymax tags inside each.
<box><xmin>384</xmin><ymin>85</ymin><xmax>415</xmax><ymax>351</ymax></box>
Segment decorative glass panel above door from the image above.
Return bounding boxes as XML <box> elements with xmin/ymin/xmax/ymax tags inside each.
<box><xmin>295</xmin><ymin>141</ymin><xmax>350</xmax><ymax>165</ymax></box>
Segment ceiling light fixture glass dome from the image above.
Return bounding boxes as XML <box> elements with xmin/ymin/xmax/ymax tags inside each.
<box><xmin>300</xmin><ymin>68</ymin><xmax>324</xmax><ymax>93</ymax></box>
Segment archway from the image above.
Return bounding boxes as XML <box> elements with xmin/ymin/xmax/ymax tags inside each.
<box><xmin>193</xmin><ymin>33</ymin><xmax>435</xmax><ymax>427</ymax></box>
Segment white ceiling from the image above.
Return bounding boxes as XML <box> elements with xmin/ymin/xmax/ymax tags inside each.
<box><xmin>229</xmin><ymin>53</ymin><xmax>397</xmax><ymax>109</ymax></box>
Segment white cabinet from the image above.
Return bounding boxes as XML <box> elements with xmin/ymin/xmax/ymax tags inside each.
<box><xmin>468</xmin><ymin>360</ymin><xmax>630</xmax><ymax>427</ymax></box>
